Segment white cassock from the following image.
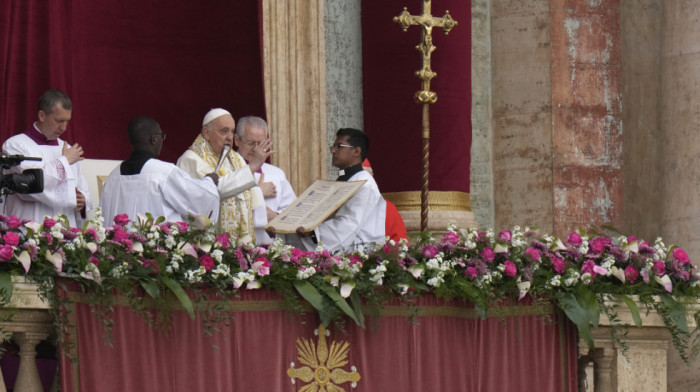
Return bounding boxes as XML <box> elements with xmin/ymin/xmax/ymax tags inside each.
<box><xmin>100</xmin><ymin>158</ymin><xmax>219</xmax><ymax>225</ymax></box>
<box><xmin>298</xmin><ymin>170</ymin><xmax>386</xmax><ymax>252</ymax></box>
<box><xmin>2</xmin><ymin>133</ymin><xmax>92</xmax><ymax>226</ymax></box>
<box><xmin>252</xmin><ymin>163</ymin><xmax>296</xmax><ymax>244</ymax></box>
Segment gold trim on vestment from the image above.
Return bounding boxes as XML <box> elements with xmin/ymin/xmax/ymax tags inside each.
<box><xmin>383</xmin><ymin>191</ymin><xmax>471</xmax><ymax>211</ymax></box>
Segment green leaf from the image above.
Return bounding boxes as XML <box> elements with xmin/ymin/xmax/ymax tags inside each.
<box><xmin>576</xmin><ymin>286</ymin><xmax>600</xmax><ymax>328</ymax></box>
<box><xmin>0</xmin><ymin>272</ymin><xmax>13</xmax><ymax>303</ymax></box>
<box><xmin>661</xmin><ymin>294</ymin><xmax>689</xmax><ymax>334</ymax></box>
<box><xmin>139</xmin><ymin>280</ymin><xmax>160</xmax><ymax>299</ymax></box>
<box><xmin>319</xmin><ymin>285</ymin><xmax>363</xmax><ymax>328</ymax></box>
<box><xmin>619</xmin><ymin>295</ymin><xmax>642</xmax><ymax>328</ymax></box>
<box><xmin>293</xmin><ymin>280</ymin><xmax>333</xmax><ymax>325</ymax></box>
<box><xmin>161</xmin><ymin>277</ymin><xmax>195</xmax><ymax>320</ymax></box>
<box><xmin>349</xmin><ymin>292</ymin><xmax>365</xmax><ymax>329</ymax></box>
<box><xmin>559</xmin><ymin>293</ymin><xmax>594</xmax><ymax>348</ymax></box>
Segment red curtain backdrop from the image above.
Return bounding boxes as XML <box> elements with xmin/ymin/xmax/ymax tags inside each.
<box><xmin>0</xmin><ymin>0</ymin><xmax>265</xmax><ymax>163</ymax></box>
<box><xmin>361</xmin><ymin>0</ymin><xmax>472</xmax><ymax>193</ymax></box>
<box><xmin>60</xmin><ymin>288</ymin><xmax>577</xmax><ymax>391</ymax></box>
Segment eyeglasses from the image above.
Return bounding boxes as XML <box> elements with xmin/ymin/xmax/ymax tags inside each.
<box><xmin>239</xmin><ymin>139</ymin><xmax>262</xmax><ymax>147</ymax></box>
<box><xmin>330</xmin><ymin>143</ymin><xmax>355</xmax><ymax>152</ymax></box>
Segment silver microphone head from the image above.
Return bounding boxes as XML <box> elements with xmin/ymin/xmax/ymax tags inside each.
<box><xmin>215</xmin><ymin>145</ymin><xmax>231</xmax><ymax>173</ymax></box>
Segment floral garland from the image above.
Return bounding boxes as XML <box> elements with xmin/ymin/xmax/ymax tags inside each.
<box><xmin>0</xmin><ymin>210</ymin><xmax>699</xmax><ymax>361</ymax></box>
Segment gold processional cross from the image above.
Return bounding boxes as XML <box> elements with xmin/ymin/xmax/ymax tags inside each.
<box><xmin>394</xmin><ymin>0</ymin><xmax>457</xmax><ymax>232</ymax></box>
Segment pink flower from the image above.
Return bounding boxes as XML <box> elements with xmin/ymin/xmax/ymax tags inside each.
<box><xmin>524</xmin><ymin>248</ymin><xmax>541</xmax><ymax>262</ymax></box>
<box><xmin>43</xmin><ymin>218</ymin><xmax>57</xmax><ymax>229</ymax></box>
<box><xmin>89</xmin><ymin>256</ymin><xmax>99</xmax><ymax>266</ymax></box>
<box><xmin>199</xmin><ymin>255</ymin><xmax>215</xmax><ymax>271</ymax></box>
<box><xmin>253</xmin><ymin>256</ymin><xmax>270</xmax><ymax>276</ymax></box>
<box><xmin>43</xmin><ymin>233</ymin><xmax>54</xmax><ymax>243</ymax></box>
<box><xmin>348</xmin><ymin>255</ymin><xmax>363</xmax><ymax>266</ymax></box>
<box><xmin>142</xmin><ymin>258</ymin><xmax>160</xmax><ymax>273</ymax></box>
<box><xmin>498</xmin><ymin>230</ymin><xmax>512</xmax><ymax>242</ymax></box>
<box><xmin>624</xmin><ymin>265</ymin><xmax>639</xmax><ymax>283</ymax></box>
<box><xmin>503</xmin><ymin>260</ymin><xmax>517</xmax><ymax>277</ymax></box>
<box><xmin>465</xmin><ymin>267</ymin><xmax>478</xmax><ymax>279</ymax></box>
<box><xmin>480</xmin><ymin>247</ymin><xmax>495</xmax><ymax>263</ymax></box>
<box><xmin>3</xmin><ymin>232</ymin><xmax>19</xmax><ymax>247</ymax></box>
<box><xmin>652</xmin><ymin>260</ymin><xmax>666</xmax><ymax>276</ymax></box>
<box><xmin>673</xmin><ymin>248</ymin><xmax>690</xmax><ymax>265</ymax></box>
<box><xmin>158</xmin><ymin>223</ymin><xmax>171</xmax><ymax>234</ymax></box>
<box><xmin>589</xmin><ymin>237</ymin><xmax>611</xmax><ymax>254</ymax></box>
<box><xmin>550</xmin><ymin>254</ymin><xmax>565</xmax><ymax>274</ymax></box>
<box><xmin>581</xmin><ymin>260</ymin><xmax>598</xmax><ymax>277</ymax></box>
<box><xmin>6</xmin><ymin>216</ymin><xmax>21</xmax><ymax>229</ymax></box>
<box><xmin>216</xmin><ymin>233</ymin><xmax>231</xmax><ymax>249</ymax></box>
<box><xmin>422</xmin><ymin>245</ymin><xmax>437</xmax><ymax>259</ymax></box>
<box><xmin>84</xmin><ymin>228</ymin><xmax>98</xmax><ymax>241</ymax></box>
<box><xmin>567</xmin><ymin>232</ymin><xmax>582</xmax><ymax>246</ymax></box>
<box><xmin>176</xmin><ymin>222</ymin><xmax>188</xmax><ymax>232</ymax></box>
<box><xmin>235</xmin><ymin>249</ymin><xmax>248</xmax><ymax>270</ymax></box>
<box><xmin>113</xmin><ymin>230</ymin><xmax>129</xmax><ymax>243</ymax></box>
<box><xmin>114</xmin><ymin>214</ymin><xmax>130</xmax><ymax>226</ymax></box>
<box><xmin>442</xmin><ymin>232</ymin><xmax>460</xmax><ymax>245</ymax></box>
<box><xmin>0</xmin><ymin>245</ymin><xmax>13</xmax><ymax>261</ymax></box>
<box><xmin>628</xmin><ymin>236</ymin><xmax>638</xmax><ymax>242</ymax></box>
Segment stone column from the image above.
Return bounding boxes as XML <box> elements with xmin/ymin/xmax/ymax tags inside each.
<box><xmin>13</xmin><ymin>332</ymin><xmax>50</xmax><ymax>392</ymax></box>
<box><xmin>261</xmin><ymin>0</ymin><xmax>328</xmax><ymax>193</ymax></box>
<box><xmin>550</xmin><ymin>0</ymin><xmax>623</xmax><ymax>237</ymax></box>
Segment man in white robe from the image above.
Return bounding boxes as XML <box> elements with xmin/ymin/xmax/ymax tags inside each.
<box><xmin>296</xmin><ymin>128</ymin><xmax>386</xmax><ymax>252</ymax></box>
<box><xmin>234</xmin><ymin>116</ymin><xmax>296</xmax><ymax>244</ymax></box>
<box><xmin>100</xmin><ymin>116</ymin><xmax>219</xmax><ymax>225</ymax></box>
<box><xmin>176</xmin><ymin>109</ymin><xmax>272</xmax><ymax>241</ymax></box>
<box><xmin>2</xmin><ymin>89</ymin><xmax>92</xmax><ymax>226</ymax></box>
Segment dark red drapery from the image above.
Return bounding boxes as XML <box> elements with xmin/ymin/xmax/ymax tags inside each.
<box><xmin>60</xmin><ymin>288</ymin><xmax>577</xmax><ymax>391</ymax></box>
<box><xmin>361</xmin><ymin>0</ymin><xmax>472</xmax><ymax>193</ymax></box>
<box><xmin>0</xmin><ymin>0</ymin><xmax>265</xmax><ymax>163</ymax></box>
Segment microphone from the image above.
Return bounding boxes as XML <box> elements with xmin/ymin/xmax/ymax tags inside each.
<box><xmin>215</xmin><ymin>145</ymin><xmax>231</xmax><ymax>174</ymax></box>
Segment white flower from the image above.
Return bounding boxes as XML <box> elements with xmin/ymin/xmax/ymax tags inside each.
<box><xmin>548</xmin><ymin>275</ymin><xmax>562</xmax><ymax>287</ymax></box>
<box><xmin>427</xmin><ymin>275</ymin><xmax>444</xmax><ymax>287</ymax></box>
<box><xmin>165</xmin><ymin>236</ymin><xmax>176</xmax><ymax>249</ymax></box>
<box><xmin>211</xmin><ymin>249</ymin><xmax>224</xmax><ymax>263</ymax></box>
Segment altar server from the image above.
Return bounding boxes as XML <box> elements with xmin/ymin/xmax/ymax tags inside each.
<box><xmin>100</xmin><ymin>116</ymin><xmax>219</xmax><ymax>224</ymax></box>
<box><xmin>296</xmin><ymin>128</ymin><xmax>386</xmax><ymax>252</ymax></box>
<box><xmin>177</xmin><ymin>109</ymin><xmax>272</xmax><ymax>241</ymax></box>
<box><xmin>234</xmin><ymin>116</ymin><xmax>296</xmax><ymax>244</ymax></box>
<box><xmin>2</xmin><ymin>89</ymin><xmax>92</xmax><ymax>226</ymax></box>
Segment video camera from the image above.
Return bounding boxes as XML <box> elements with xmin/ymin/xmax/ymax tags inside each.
<box><xmin>0</xmin><ymin>153</ymin><xmax>44</xmax><ymax>195</ymax></box>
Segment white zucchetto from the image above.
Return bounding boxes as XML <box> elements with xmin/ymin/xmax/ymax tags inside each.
<box><xmin>202</xmin><ymin>108</ymin><xmax>231</xmax><ymax>126</ymax></box>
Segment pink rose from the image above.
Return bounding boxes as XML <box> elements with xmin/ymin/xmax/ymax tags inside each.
<box><xmin>567</xmin><ymin>232</ymin><xmax>582</xmax><ymax>246</ymax></box>
<box><xmin>422</xmin><ymin>245</ymin><xmax>437</xmax><ymax>259</ymax></box>
<box><xmin>581</xmin><ymin>260</ymin><xmax>597</xmax><ymax>277</ymax></box>
<box><xmin>589</xmin><ymin>237</ymin><xmax>611</xmax><ymax>254</ymax></box>
<box><xmin>348</xmin><ymin>255</ymin><xmax>363</xmax><ymax>266</ymax></box>
<box><xmin>216</xmin><ymin>233</ymin><xmax>231</xmax><ymax>249</ymax></box>
<box><xmin>673</xmin><ymin>248</ymin><xmax>690</xmax><ymax>264</ymax></box>
<box><xmin>503</xmin><ymin>260</ymin><xmax>517</xmax><ymax>277</ymax></box>
<box><xmin>627</xmin><ymin>236</ymin><xmax>638</xmax><ymax>242</ymax></box>
<box><xmin>442</xmin><ymin>232</ymin><xmax>460</xmax><ymax>245</ymax></box>
<box><xmin>480</xmin><ymin>247</ymin><xmax>496</xmax><ymax>263</ymax></box>
<box><xmin>652</xmin><ymin>260</ymin><xmax>666</xmax><ymax>276</ymax></box>
<box><xmin>43</xmin><ymin>218</ymin><xmax>57</xmax><ymax>229</ymax></box>
<box><xmin>0</xmin><ymin>245</ymin><xmax>13</xmax><ymax>261</ymax></box>
<box><xmin>253</xmin><ymin>256</ymin><xmax>270</xmax><ymax>276</ymax></box>
<box><xmin>5</xmin><ymin>216</ymin><xmax>21</xmax><ymax>229</ymax></box>
<box><xmin>176</xmin><ymin>222</ymin><xmax>189</xmax><ymax>232</ymax></box>
<box><xmin>465</xmin><ymin>267</ymin><xmax>478</xmax><ymax>279</ymax></box>
<box><xmin>199</xmin><ymin>255</ymin><xmax>215</xmax><ymax>272</ymax></box>
<box><xmin>113</xmin><ymin>230</ymin><xmax>129</xmax><ymax>243</ymax></box>
<box><xmin>550</xmin><ymin>254</ymin><xmax>565</xmax><ymax>274</ymax></box>
<box><xmin>114</xmin><ymin>214</ymin><xmax>130</xmax><ymax>226</ymax></box>
<box><xmin>498</xmin><ymin>230</ymin><xmax>512</xmax><ymax>242</ymax></box>
<box><xmin>624</xmin><ymin>265</ymin><xmax>639</xmax><ymax>284</ymax></box>
<box><xmin>89</xmin><ymin>256</ymin><xmax>100</xmax><ymax>266</ymax></box>
<box><xmin>3</xmin><ymin>232</ymin><xmax>19</xmax><ymax>247</ymax></box>
<box><xmin>524</xmin><ymin>248</ymin><xmax>541</xmax><ymax>262</ymax></box>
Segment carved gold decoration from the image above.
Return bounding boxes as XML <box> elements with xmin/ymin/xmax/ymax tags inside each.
<box><xmin>287</xmin><ymin>324</ymin><xmax>361</xmax><ymax>391</ymax></box>
<box><xmin>393</xmin><ymin>0</ymin><xmax>458</xmax><ymax>231</ymax></box>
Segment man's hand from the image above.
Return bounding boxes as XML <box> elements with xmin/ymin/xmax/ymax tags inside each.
<box><xmin>265</xmin><ymin>226</ymin><xmax>277</xmax><ymax>238</ymax></box>
<box><xmin>258</xmin><ymin>173</ymin><xmax>276</xmax><ymax>199</ymax></box>
<box><xmin>205</xmin><ymin>172</ymin><xmax>219</xmax><ymax>185</ymax></box>
<box><xmin>296</xmin><ymin>226</ymin><xmax>311</xmax><ymax>238</ymax></box>
<box><xmin>75</xmin><ymin>188</ymin><xmax>86</xmax><ymax>211</ymax></box>
<box><xmin>247</xmin><ymin>138</ymin><xmax>274</xmax><ymax>173</ymax></box>
<box><xmin>62</xmin><ymin>142</ymin><xmax>84</xmax><ymax>164</ymax></box>
<box><xmin>266</xmin><ymin>206</ymin><xmax>278</xmax><ymax>222</ymax></box>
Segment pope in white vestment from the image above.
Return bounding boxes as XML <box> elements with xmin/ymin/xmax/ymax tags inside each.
<box><xmin>2</xmin><ymin>126</ymin><xmax>92</xmax><ymax>227</ymax></box>
<box><xmin>100</xmin><ymin>157</ymin><xmax>219</xmax><ymax>225</ymax></box>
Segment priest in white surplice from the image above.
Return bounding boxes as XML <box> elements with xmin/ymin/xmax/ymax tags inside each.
<box><xmin>2</xmin><ymin>89</ymin><xmax>92</xmax><ymax>226</ymax></box>
<box><xmin>295</xmin><ymin>128</ymin><xmax>385</xmax><ymax>252</ymax></box>
<box><xmin>177</xmin><ymin>109</ymin><xmax>272</xmax><ymax>242</ymax></box>
<box><xmin>100</xmin><ymin>116</ymin><xmax>219</xmax><ymax>225</ymax></box>
<box><xmin>234</xmin><ymin>116</ymin><xmax>296</xmax><ymax>244</ymax></box>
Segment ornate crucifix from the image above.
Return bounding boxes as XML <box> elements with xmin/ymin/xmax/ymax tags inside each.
<box><xmin>394</xmin><ymin>0</ymin><xmax>457</xmax><ymax>232</ymax></box>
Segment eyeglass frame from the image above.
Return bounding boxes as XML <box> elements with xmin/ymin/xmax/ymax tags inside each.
<box><xmin>329</xmin><ymin>143</ymin><xmax>355</xmax><ymax>153</ymax></box>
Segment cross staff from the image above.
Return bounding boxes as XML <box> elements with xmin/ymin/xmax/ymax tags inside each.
<box><xmin>394</xmin><ymin>0</ymin><xmax>457</xmax><ymax>232</ymax></box>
